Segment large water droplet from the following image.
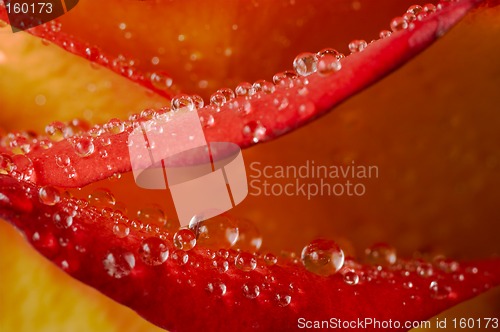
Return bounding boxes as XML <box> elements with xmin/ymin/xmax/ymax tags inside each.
<box><xmin>235</xmin><ymin>252</ymin><xmax>257</xmax><ymax>272</ymax></box>
<box><xmin>103</xmin><ymin>248</ymin><xmax>136</xmax><ymax>278</ymax></box>
<box><xmin>293</xmin><ymin>52</ymin><xmax>318</xmax><ymax>76</ymax></box>
<box><xmin>365</xmin><ymin>243</ymin><xmax>397</xmax><ymax>266</ymax></box>
<box><xmin>139</xmin><ymin>237</ymin><xmax>169</xmax><ymax>266</ymax></box>
<box><xmin>173</xmin><ymin>228</ymin><xmax>197</xmax><ymax>251</ymax></box>
<box><xmin>38</xmin><ymin>186</ymin><xmax>61</xmax><ymax>206</ymax></box>
<box><xmin>302</xmin><ymin>239</ymin><xmax>344</xmax><ymax>276</ymax></box>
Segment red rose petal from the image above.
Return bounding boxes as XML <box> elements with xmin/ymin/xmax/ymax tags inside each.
<box><xmin>1</xmin><ymin>0</ymin><xmax>483</xmax><ymax>188</ymax></box>
<box><xmin>0</xmin><ymin>175</ymin><xmax>498</xmax><ymax>332</ymax></box>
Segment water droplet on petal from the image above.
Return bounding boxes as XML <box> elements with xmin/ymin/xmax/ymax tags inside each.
<box><xmin>0</xmin><ymin>154</ymin><xmax>14</xmax><ymax>175</ymax></box>
<box><xmin>171</xmin><ymin>249</ymin><xmax>189</xmax><ymax>265</ymax></box>
<box><xmin>45</xmin><ymin>122</ymin><xmax>66</xmax><ymax>142</ymax></box>
<box><xmin>317</xmin><ymin>48</ymin><xmax>344</xmax><ymax>60</ymax></box>
<box><xmin>235</xmin><ymin>82</ymin><xmax>256</xmax><ymax>97</ymax></box>
<box><xmin>317</xmin><ymin>54</ymin><xmax>342</xmax><ymax>76</ymax></box>
<box><xmin>235</xmin><ymin>252</ymin><xmax>257</xmax><ymax>272</ymax></box>
<box><xmin>365</xmin><ymin>243</ymin><xmax>397</xmax><ymax>266</ymax></box>
<box><xmin>137</xmin><ymin>206</ymin><xmax>167</xmax><ymax>227</ymax></box>
<box><xmin>273</xmin><ymin>71</ymin><xmax>297</xmax><ymax>88</ymax></box>
<box><xmin>213</xmin><ymin>257</ymin><xmax>229</xmax><ymax>273</ymax></box>
<box><xmin>434</xmin><ymin>256</ymin><xmax>459</xmax><ymax>273</ymax></box>
<box><xmin>206</xmin><ymin>281</ymin><xmax>227</xmax><ymax>296</ymax></box>
<box><xmin>252</xmin><ymin>80</ymin><xmax>275</xmax><ymax>94</ymax></box>
<box><xmin>139</xmin><ymin>237</ymin><xmax>169</xmax><ymax>266</ymax></box>
<box><xmin>113</xmin><ymin>222</ymin><xmax>130</xmax><ymax>238</ymax></box>
<box><xmin>343</xmin><ymin>270</ymin><xmax>360</xmax><ymax>285</ymax></box>
<box><xmin>348</xmin><ymin>40</ymin><xmax>368</xmax><ymax>53</ymax></box>
<box><xmin>293</xmin><ymin>52</ymin><xmax>318</xmax><ymax>76</ymax></box>
<box><xmin>391</xmin><ymin>17</ymin><xmax>409</xmax><ymax>32</ymax></box>
<box><xmin>417</xmin><ymin>262</ymin><xmax>434</xmax><ymax>277</ymax></box>
<box><xmin>242</xmin><ymin>283</ymin><xmax>260</xmax><ymax>299</ymax></box>
<box><xmin>105</xmin><ymin>119</ymin><xmax>125</xmax><ymax>134</ymax></box>
<box><xmin>191</xmin><ymin>95</ymin><xmax>205</xmax><ymax>109</ymax></box>
<box><xmin>191</xmin><ymin>215</ymin><xmax>239</xmax><ymax>249</ymax></box>
<box><xmin>150</xmin><ymin>72</ymin><xmax>173</xmax><ymax>90</ymax></box>
<box><xmin>173</xmin><ymin>228</ymin><xmax>197</xmax><ymax>251</ymax></box>
<box><xmin>103</xmin><ymin>248</ymin><xmax>135</xmax><ymax>278</ymax></box>
<box><xmin>379</xmin><ymin>30</ymin><xmax>392</xmax><ymax>39</ymax></box>
<box><xmin>403</xmin><ymin>13</ymin><xmax>417</xmax><ymax>23</ymax></box>
<box><xmin>38</xmin><ymin>186</ymin><xmax>61</xmax><ymax>206</ymax></box>
<box><xmin>423</xmin><ymin>3</ymin><xmax>437</xmax><ymax>13</ymax></box>
<box><xmin>264</xmin><ymin>253</ymin><xmax>278</xmax><ymax>266</ymax></box>
<box><xmin>407</xmin><ymin>5</ymin><xmax>423</xmax><ymax>15</ymax></box>
<box><xmin>53</xmin><ymin>211</ymin><xmax>73</xmax><ymax>229</ymax></box>
<box><xmin>73</xmin><ymin>137</ymin><xmax>95</xmax><ymax>157</ymax></box>
<box><xmin>301</xmin><ymin>239</ymin><xmax>345</xmax><ymax>276</ymax></box>
<box><xmin>217</xmin><ymin>88</ymin><xmax>235</xmax><ymax>101</ymax></box>
<box><xmin>242</xmin><ymin>121</ymin><xmax>267</xmax><ymax>143</ymax></box>
<box><xmin>403</xmin><ymin>281</ymin><xmax>414</xmax><ymax>289</ymax></box>
<box><xmin>210</xmin><ymin>92</ymin><xmax>227</xmax><ymax>107</ymax></box>
<box><xmin>171</xmin><ymin>94</ymin><xmax>195</xmax><ymax>112</ymax></box>
<box><xmin>232</xmin><ymin>218</ymin><xmax>262</xmax><ymax>252</ymax></box>
<box><xmin>274</xmin><ymin>293</ymin><xmax>291</xmax><ymax>307</ymax></box>
<box><xmin>429</xmin><ymin>280</ymin><xmax>452</xmax><ymax>299</ymax></box>
<box><xmin>88</xmin><ymin>189</ymin><xmax>116</xmax><ymax>209</ymax></box>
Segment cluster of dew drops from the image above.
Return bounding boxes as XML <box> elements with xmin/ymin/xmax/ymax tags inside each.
<box><xmin>33</xmin><ymin>180</ymin><xmax>484</xmax><ymax>307</ymax></box>
<box><xmin>1</xmin><ymin>0</ymin><xmax>480</xmax><ymax>307</ymax></box>
<box><xmin>134</xmin><ymin>1</ymin><xmax>451</xmax><ymax>144</ymax></box>
<box><xmin>6</xmin><ymin>0</ymin><xmax>455</xmax><ymax>160</ymax></box>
